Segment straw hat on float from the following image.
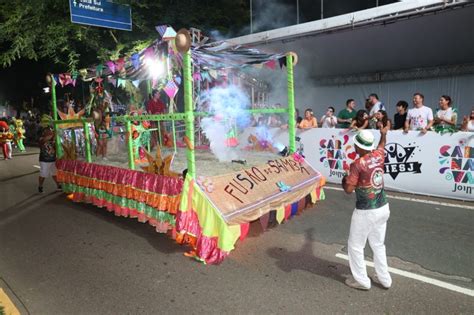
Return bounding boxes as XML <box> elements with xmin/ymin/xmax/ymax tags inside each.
<box><xmin>175</xmin><ymin>29</ymin><xmax>191</xmax><ymax>53</ymax></box>
<box><xmin>353</xmin><ymin>130</ymin><xmax>375</xmax><ymax>151</ymax></box>
<box><xmin>287</xmin><ymin>51</ymin><xmax>298</xmax><ymax>66</ymax></box>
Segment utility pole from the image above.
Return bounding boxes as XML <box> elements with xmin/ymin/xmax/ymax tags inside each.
<box><xmin>250</xmin><ymin>0</ymin><xmax>253</xmax><ymax>33</ymax></box>
<box><xmin>321</xmin><ymin>0</ymin><xmax>324</xmax><ymax>19</ymax></box>
<box><xmin>296</xmin><ymin>0</ymin><xmax>300</xmax><ymax>24</ymax></box>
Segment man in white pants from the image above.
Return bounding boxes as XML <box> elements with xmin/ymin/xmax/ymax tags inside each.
<box><xmin>342</xmin><ymin>126</ymin><xmax>392</xmax><ymax>290</ymax></box>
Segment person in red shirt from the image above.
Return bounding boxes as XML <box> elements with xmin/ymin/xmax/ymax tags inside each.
<box><xmin>146</xmin><ymin>89</ymin><xmax>165</xmax><ymax>114</ymax></box>
<box><xmin>146</xmin><ymin>89</ymin><xmax>166</xmax><ymax>147</ymax></box>
<box><xmin>342</xmin><ymin>125</ymin><xmax>392</xmax><ymax>290</ymax></box>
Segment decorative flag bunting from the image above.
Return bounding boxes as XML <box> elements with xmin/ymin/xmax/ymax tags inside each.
<box><xmin>131</xmin><ymin>53</ymin><xmax>140</xmax><ymax>70</ymax></box>
<box><xmin>260</xmin><ymin>212</ymin><xmax>270</xmax><ymax>231</ymax></box>
<box><xmin>284</xmin><ymin>205</ymin><xmax>291</xmax><ymax>220</ymax></box>
<box><xmin>279</xmin><ymin>57</ymin><xmax>286</xmax><ymax>69</ymax></box>
<box><xmin>144</xmin><ymin>47</ymin><xmax>155</xmax><ymax>60</ymax></box>
<box><xmin>201</xmin><ymin>71</ymin><xmax>212</xmax><ymax>82</ymax></box>
<box><xmin>71</xmin><ymin>71</ymin><xmax>78</xmax><ymax>86</ymax></box>
<box><xmin>58</xmin><ymin>73</ymin><xmax>66</xmax><ymax>87</ymax></box>
<box><xmin>117</xmin><ymin>78</ymin><xmax>127</xmax><ymax>88</ymax></box>
<box><xmin>132</xmin><ymin>80</ymin><xmax>140</xmax><ymax>88</ymax></box>
<box><xmin>96</xmin><ymin>64</ymin><xmax>105</xmax><ymax>76</ymax></box>
<box><xmin>276</xmin><ymin>207</ymin><xmax>285</xmax><ymax>224</ymax></box>
<box><xmin>79</xmin><ymin>69</ymin><xmax>88</xmax><ymax>80</ymax></box>
<box><xmin>162</xmin><ymin>26</ymin><xmax>177</xmax><ymax>40</ymax></box>
<box><xmin>239</xmin><ymin>223</ymin><xmax>250</xmax><ymax>241</ymax></box>
<box><xmin>209</xmin><ymin>69</ymin><xmax>218</xmax><ymax>79</ymax></box>
<box><xmin>108</xmin><ymin>77</ymin><xmax>117</xmax><ymax>87</ymax></box>
<box><xmin>163</xmin><ymin>80</ymin><xmax>178</xmax><ymax>99</ymax></box>
<box><xmin>59</xmin><ymin>73</ymin><xmax>73</xmax><ymax>87</ymax></box>
<box><xmin>155</xmin><ymin>25</ymin><xmax>168</xmax><ymax>37</ymax></box>
<box><xmin>106</xmin><ymin>61</ymin><xmax>116</xmax><ymax>74</ymax></box>
<box><xmin>291</xmin><ymin>202</ymin><xmax>298</xmax><ymax>217</ymax></box>
<box><xmin>115</xmin><ymin>58</ymin><xmax>125</xmax><ymax>72</ymax></box>
<box><xmin>192</xmin><ymin>72</ymin><xmax>201</xmax><ymax>81</ymax></box>
<box><xmin>265</xmin><ymin>60</ymin><xmax>276</xmax><ymax>70</ymax></box>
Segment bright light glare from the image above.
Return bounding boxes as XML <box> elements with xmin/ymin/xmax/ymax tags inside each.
<box><xmin>43</xmin><ymin>87</ymin><xmax>50</xmax><ymax>94</ymax></box>
<box><xmin>145</xmin><ymin>58</ymin><xmax>165</xmax><ymax>79</ymax></box>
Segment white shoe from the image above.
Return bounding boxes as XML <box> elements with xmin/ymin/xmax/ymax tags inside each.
<box><xmin>371</xmin><ymin>274</ymin><xmax>391</xmax><ymax>289</ymax></box>
<box><xmin>345</xmin><ymin>276</ymin><xmax>370</xmax><ymax>290</ymax></box>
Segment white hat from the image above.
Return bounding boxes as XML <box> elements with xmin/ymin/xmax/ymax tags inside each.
<box><xmin>353</xmin><ymin>130</ymin><xmax>375</xmax><ymax>151</ymax></box>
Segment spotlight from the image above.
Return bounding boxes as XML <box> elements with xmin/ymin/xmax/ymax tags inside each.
<box><xmin>43</xmin><ymin>87</ymin><xmax>50</xmax><ymax>94</ymax></box>
<box><xmin>145</xmin><ymin>58</ymin><xmax>164</xmax><ymax>79</ymax></box>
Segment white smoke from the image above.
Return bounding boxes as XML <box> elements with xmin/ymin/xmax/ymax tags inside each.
<box><xmin>199</xmin><ymin>85</ymin><xmax>252</xmax><ymax>162</ymax></box>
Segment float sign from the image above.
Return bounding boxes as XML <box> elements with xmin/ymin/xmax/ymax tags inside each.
<box><xmin>201</xmin><ymin>156</ymin><xmax>321</xmax><ymax>224</ymax></box>
<box><xmin>69</xmin><ymin>0</ymin><xmax>132</xmax><ymax>31</ymax></box>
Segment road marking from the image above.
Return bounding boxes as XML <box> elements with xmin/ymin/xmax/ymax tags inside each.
<box><xmin>324</xmin><ymin>186</ymin><xmax>474</xmax><ymax>210</ymax></box>
<box><xmin>335</xmin><ymin>253</ymin><xmax>474</xmax><ymax>297</ymax></box>
<box><xmin>33</xmin><ymin>165</ymin><xmax>40</xmax><ymax>169</ymax></box>
<box><xmin>0</xmin><ymin>287</ymin><xmax>20</xmax><ymax>315</ymax></box>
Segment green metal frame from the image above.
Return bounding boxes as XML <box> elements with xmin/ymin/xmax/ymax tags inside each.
<box><xmin>50</xmin><ymin>75</ymin><xmax>63</xmax><ymax>158</ymax></box>
<box><xmin>286</xmin><ymin>54</ymin><xmax>296</xmax><ymax>153</ymax></box>
<box><xmin>50</xmin><ymin>49</ymin><xmax>297</xmax><ymax>179</ymax></box>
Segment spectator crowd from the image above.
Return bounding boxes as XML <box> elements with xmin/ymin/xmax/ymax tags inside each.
<box><xmin>279</xmin><ymin>93</ymin><xmax>474</xmax><ymax>133</ymax></box>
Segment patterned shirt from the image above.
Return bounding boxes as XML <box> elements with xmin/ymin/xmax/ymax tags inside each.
<box><xmin>346</xmin><ymin>148</ymin><xmax>387</xmax><ymax>210</ymax></box>
<box><xmin>39</xmin><ymin>128</ymin><xmax>56</xmax><ymax>162</ymax></box>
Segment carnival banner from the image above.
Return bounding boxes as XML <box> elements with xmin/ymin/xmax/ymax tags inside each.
<box><xmin>198</xmin><ymin>156</ymin><xmax>322</xmax><ymax>225</ymax></box>
<box><xmin>239</xmin><ymin>128</ymin><xmax>474</xmax><ymax>201</ymax></box>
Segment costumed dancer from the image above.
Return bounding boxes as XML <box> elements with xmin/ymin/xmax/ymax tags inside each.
<box><xmin>96</xmin><ymin>122</ymin><xmax>111</xmax><ymax>159</ymax></box>
<box><xmin>38</xmin><ymin>116</ymin><xmax>61</xmax><ymax>193</ymax></box>
<box><xmin>13</xmin><ymin>118</ymin><xmax>26</xmax><ymax>152</ymax></box>
<box><xmin>94</xmin><ymin>102</ymin><xmax>112</xmax><ymax>159</ymax></box>
<box><xmin>0</xmin><ymin>120</ymin><xmax>14</xmax><ymax>159</ymax></box>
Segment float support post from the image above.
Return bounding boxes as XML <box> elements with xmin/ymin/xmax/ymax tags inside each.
<box><xmin>183</xmin><ymin>50</ymin><xmax>196</xmax><ymax>178</ymax></box>
<box><xmin>50</xmin><ymin>75</ymin><xmax>63</xmax><ymax>158</ymax></box>
<box><xmin>83</xmin><ymin>121</ymin><xmax>92</xmax><ymax>163</ymax></box>
<box><xmin>286</xmin><ymin>54</ymin><xmax>296</xmax><ymax>153</ymax></box>
<box><xmin>126</xmin><ymin>120</ymin><xmax>135</xmax><ymax>170</ymax></box>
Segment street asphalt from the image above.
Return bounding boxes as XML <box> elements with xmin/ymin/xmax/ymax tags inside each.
<box><xmin>0</xmin><ymin>149</ymin><xmax>473</xmax><ymax>314</ymax></box>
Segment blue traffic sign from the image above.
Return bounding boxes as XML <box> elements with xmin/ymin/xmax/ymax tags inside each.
<box><xmin>69</xmin><ymin>0</ymin><xmax>132</xmax><ymax>31</ymax></box>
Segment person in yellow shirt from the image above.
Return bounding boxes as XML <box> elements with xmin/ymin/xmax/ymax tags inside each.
<box><xmin>299</xmin><ymin>108</ymin><xmax>318</xmax><ymax>129</ymax></box>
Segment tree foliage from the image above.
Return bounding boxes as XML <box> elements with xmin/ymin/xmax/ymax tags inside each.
<box><xmin>0</xmin><ymin>0</ymin><xmax>249</xmax><ymax>71</ymax></box>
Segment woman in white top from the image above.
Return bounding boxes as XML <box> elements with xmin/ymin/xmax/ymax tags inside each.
<box><xmin>320</xmin><ymin>106</ymin><xmax>338</xmax><ymax>128</ymax></box>
<box><xmin>433</xmin><ymin>95</ymin><xmax>457</xmax><ymax>131</ymax></box>
<box><xmin>461</xmin><ymin>108</ymin><xmax>474</xmax><ymax>132</ymax></box>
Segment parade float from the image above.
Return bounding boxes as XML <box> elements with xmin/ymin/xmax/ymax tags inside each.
<box><xmin>50</xmin><ymin>27</ymin><xmax>326</xmax><ymax>264</ymax></box>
